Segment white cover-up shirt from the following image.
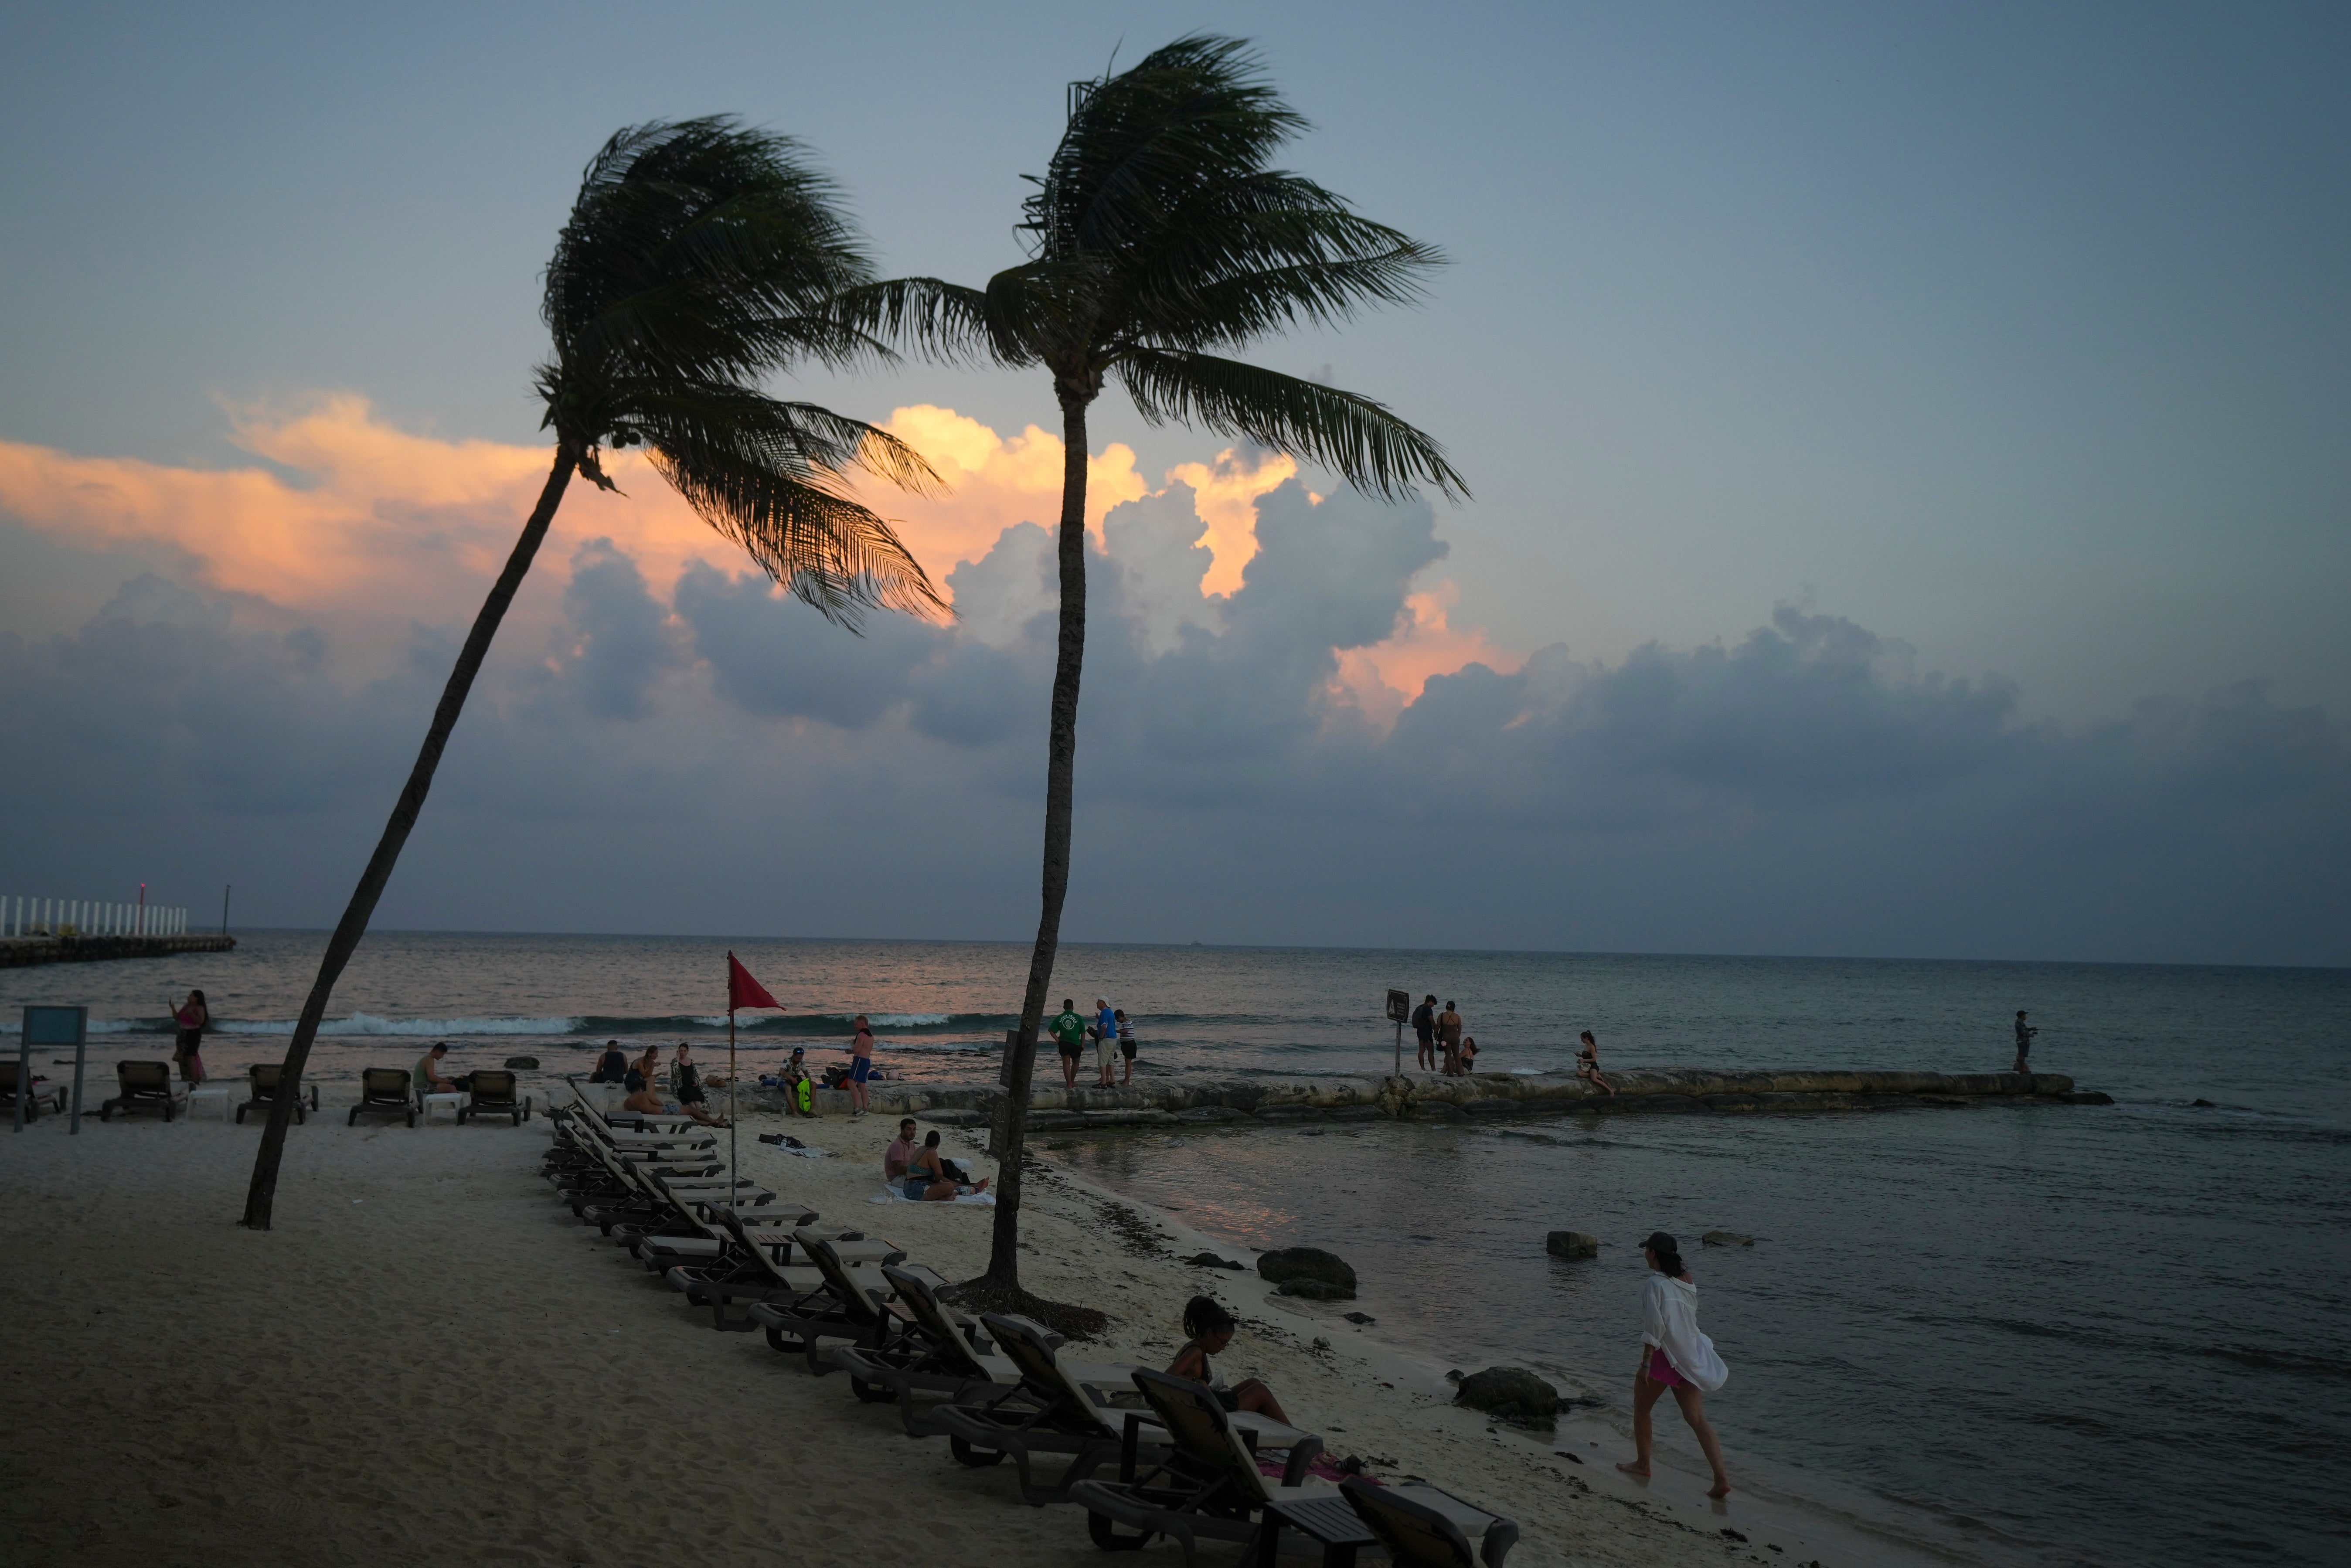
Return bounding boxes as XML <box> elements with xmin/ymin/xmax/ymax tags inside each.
<box><xmin>1641</xmin><ymin>1273</ymin><xmax>1729</xmax><ymax>1392</ymax></box>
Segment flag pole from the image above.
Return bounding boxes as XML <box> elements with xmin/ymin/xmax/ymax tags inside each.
<box><xmin>728</xmin><ymin>1005</ymin><xmax>738</xmax><ymax>1204</ymax></box>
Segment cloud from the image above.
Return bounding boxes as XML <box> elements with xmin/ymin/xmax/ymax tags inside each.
<box><xmin>2</xmin><ymin>401</ymin><xmax>2342</xmax><ymax>965</ymax></box>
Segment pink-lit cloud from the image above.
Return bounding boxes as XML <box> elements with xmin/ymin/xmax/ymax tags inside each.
<box><xmin>1331</xmin><ymin>579</ymin><xmax>1524</xmax><ymax>726</ymax></box>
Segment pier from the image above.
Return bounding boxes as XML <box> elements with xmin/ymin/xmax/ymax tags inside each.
<box><xmin>740</xmin><ymin>1066</ymin><xmax>2109</xmax><ymax>1124</ymax></box>
<box><xmin>0</xmin><ymin>934</ymin><xmax>236</xmax><ymax>969</ymax></box>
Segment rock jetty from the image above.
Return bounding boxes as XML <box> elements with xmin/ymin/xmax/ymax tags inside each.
<box><xmin>751</xmin><ymin>1065</ymin><xmax>2097</xmax><ymax>1126</ymax></box>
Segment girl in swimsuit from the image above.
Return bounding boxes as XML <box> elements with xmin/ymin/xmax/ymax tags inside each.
<box><xmin>1576</xmin><ymin>1030</ymin><xmax>1615</xmax><ymax>1096</ymax></box>
<box><xmin>1168</xmin><ymin>1296</ymin><xmax>1290</xmax><ymax>1423</ymax></box>
<box><xmin>169</xmin><ymin>990</ymin><xmax>209</xmax><ymax>1083</ymax></box>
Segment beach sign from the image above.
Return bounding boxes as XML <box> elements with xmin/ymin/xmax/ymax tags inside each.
<box><xmin>1385</xmin><ymin>988</ymin><xmax>1411</xmax><ymax>1075</ymax></box>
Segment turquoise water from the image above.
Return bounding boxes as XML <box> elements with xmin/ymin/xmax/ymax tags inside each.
<box><xmin>6</xmin><ymin>932</ymin><xmax>2345</xmax><ymax>1565</ymax></box>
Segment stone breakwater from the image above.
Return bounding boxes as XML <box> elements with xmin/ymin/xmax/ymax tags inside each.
<box><xmin>749</xmin><ymin>1066</ymin><xmax>2104</xmax><ymax>1126</ymax></box>
<box><xmin>0</xmin><ymin>934</ymin><xmax>237</xmax><ymax>969</ymax></box>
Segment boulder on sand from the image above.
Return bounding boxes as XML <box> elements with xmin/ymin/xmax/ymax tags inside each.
<box><xmin>1182</xmin><ymin>1252</ymin><xmax>1246</xmax><ymax>1271</ymax></box>
<box><xmin>504</xmin><ymin>1056</ymin><xmax>540</xmax><ymax>1070</ymax></box>
<box><xmin>1545</xmin><ymin>1231</ymin><xmax>1599</xmax><ymax>1259</ymax></box>
<box><xmin>1455</xmin><ymin>1366</ymin><xmax>1562</xmax><ymax>1428</ymax></box>
<box><xmin>1257</xmin><ymin>1246</ymin><xmax>1357</xmax><ymax>1300</ymax></box>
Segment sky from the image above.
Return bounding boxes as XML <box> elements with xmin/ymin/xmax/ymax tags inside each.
<box><xmin>1</xmin><ymin>1</ymin><xmax>2345</xmax><ymax>966</ymax></box>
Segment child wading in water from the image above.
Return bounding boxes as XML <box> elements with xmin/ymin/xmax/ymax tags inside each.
<box><xmin>1618</xmin><ymin>1229</ymin><xmax>1731</xmax><ymax>1497</ymax></box>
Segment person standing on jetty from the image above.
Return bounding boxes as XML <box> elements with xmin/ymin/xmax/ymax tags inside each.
<box><xmin>1437</xmin><ymin>1000</ymin><xmax>1465</xmax><ymax>1074</ymax></box>
<box><xmin>1093</xmin><ymin>997</ymin><xmax>1119</xmax><ymax>1088</ymax></box>
<box><xmin>1050</xmin><ymin>999</ymin><xmax>1087</xmax><ymax>1088</ymax></box>
<box><xmin>846</xmin><ymin>1016</ymin><xmax>876</xmax><ymax>1119</ymax></box>
<box><xmin>1115</xmin><ymin>1009</ymin><xmax>1137</xmax><ymax>1086</ymax></box>
<box><xmin>1411</xmin><ymin>994</ymin><xmax>1438</xmax><ymax>1071</ymax></box>
<box><xmin>167</xmin><ymin>990</ymin><xmax>209</xmax><ymax>1084</ymax></box>
<box><xmin>1618</xmin><ymin>1230</ymin><xmax>1732</xmax><ymax>1499</ymax></box>
<box><xmin>2013</xmin><ymin>1010</ymin><xmax>2038</xmax><ymax>1073</ymax></box>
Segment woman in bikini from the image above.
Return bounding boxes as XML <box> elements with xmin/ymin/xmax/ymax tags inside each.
<box><xmin>1167</xmin><ymin>1296</ymin><xmax>1291</xmax><ymax>1423</ymax></box>
<box><xmin>902</xmin><ymin>1129</ymin><xmax>988</xmax><ymax>1201</ymax></box>
<box><xmin>1617</xmin><ymin>1230</ymin><xmax>1732</xmax><ymax>1498</ymax></box>
<box><xmin>1575</xmin><ymin>1030</ymin><xmax>1615</xmax><ymax>1096</ymax></box>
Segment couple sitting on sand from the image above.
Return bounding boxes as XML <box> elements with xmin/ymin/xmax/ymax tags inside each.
<box><xmin>618</xmin><ymin>1042</ymin><xmax>729</xmax><ymax>1127</ymax></box>
<box><xmin>884</xmin><ymin>1117</ymin><xmax>990</xmax><ymax>1201</ymax></box>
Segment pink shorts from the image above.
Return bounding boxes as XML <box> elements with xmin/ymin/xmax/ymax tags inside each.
<box><xmin>1645</xmin><ymin>1347</ymin><xmax>1690</xmax><ymax>1388</ymax></box>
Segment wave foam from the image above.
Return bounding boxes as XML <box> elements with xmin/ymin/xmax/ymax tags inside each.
<box><xmin>213</xmin><ymin>1014</ymin><xmax>583</xmax><ymax>1037</ymax></box>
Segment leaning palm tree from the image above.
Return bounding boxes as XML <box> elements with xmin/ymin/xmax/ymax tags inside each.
<box><xmin>240</xmin><ymin>117</ymin><xmax>947</xmax><ymax>1229</ymax></box>
<box><xmin>856</xmin><ymin>36</ymin><xmax>1467</xmax><ymax>1309</ymax></box>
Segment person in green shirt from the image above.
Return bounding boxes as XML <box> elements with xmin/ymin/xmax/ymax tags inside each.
<box><xmin>413</xmin><ymin>1042</ymin><xmax>459</xmax><ymax>1095</ymax></box>
<box><xmin>1049</xmin><ymin>999</ymin><xmax>1087</xmax><ymax>1089</ymax></box>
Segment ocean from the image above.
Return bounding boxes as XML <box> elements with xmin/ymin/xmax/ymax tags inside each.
<box><xmin>6</xmin><ymin>931</ymin><xmax>2346</xmax><ymax>1566</ymax></box>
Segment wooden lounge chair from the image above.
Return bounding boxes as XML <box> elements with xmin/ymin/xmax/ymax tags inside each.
<box><xmin>1341</xmin><ymin>1473</ymin><xmax>1520</xmax><ymax>1568</ymax></box>
<box><xmin>348</xmin><ymin>1068</ymin><xmax>416</xmax><ymax>1127</ymax></box>
<box><xmin>237</xmin><ymin>1063</ymin><xmax>320</xmax><ymax>1124</ymax></box>
<box><xmin>100</xmin><ymin>1061</ymin><xmax>181</xmax><ymax>1122</ymax></box>
<box><xmin>0</xmin><ymin>1061</ymin><xmax>68</xmax><ymax>1122</ymax></box>
<box><xmin>456</xmin><ymin>1069</ymin><xmax>532</xmax><ymax>1126</ymax></box>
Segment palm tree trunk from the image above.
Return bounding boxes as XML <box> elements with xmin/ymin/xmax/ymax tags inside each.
<box><xmin>239</xmin><ymin>448</ymin><xmax>578</xmax><ymax>1229</ymax></box>
<box><xmin>982</xmin><ymin>389</ymin><xmax>1092</xmax><ymax>1288</ymax></box>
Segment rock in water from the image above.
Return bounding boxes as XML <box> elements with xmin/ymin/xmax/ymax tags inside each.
<box><xmin>504</xmin><ymin>1056</ymin><xmax>540</xmax><ymax>1070</ymax></box>
<box><xmin>1701</xmin><ymin>1230</ymin><xmax>1755</xmax><ymax>1247</ymax></box>
<box><xmin>1257</xmin><ymin>1246</ymin><xmax>1357</xmax><ymax>1299</ymax></box>
<box><xmin>1546</xmin><ymin>1230</ymin><xmax>1599</xmax><ymax>1259</ymax></box>
<box><xmin>1455</xmin><ymin>1367</ymin><xmax>1562</xmax><ymax>1429</ymax></box>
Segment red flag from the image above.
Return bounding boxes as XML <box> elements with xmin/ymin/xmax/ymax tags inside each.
<box><xmin>727</xmin><ymin>952</ymin><xmax>780</xmax><ymax>1011</ymax></box>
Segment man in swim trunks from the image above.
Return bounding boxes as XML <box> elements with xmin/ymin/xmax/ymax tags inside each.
<box><xmin>1115</xmin><ymin>1009</ymin><xmax>1136</xmax><ymax>1086</ymax></box>
<box><xmin>2013</xmin><ymin>1010</ymin><xmax>2038</xmax><ymax>1074</ymax></box>
<box><xmin>1049</xmin><ymin>999</ymin><xmax>1086</xmax><ymax>1088</ymax></box>
<box><xmin>847</xmin><ymin>1016</ymin><xmax>875</xmax><ymax>1119</ymax></box>
<box><xmin>1093</xmin><ymin>998</ymin><xmax>1119</xmax><ymax>1087</ymax></box>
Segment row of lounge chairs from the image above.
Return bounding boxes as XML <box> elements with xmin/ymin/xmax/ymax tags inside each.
<box><xmin>8</xmin><ymin>1060</ymin><xmax>530</xmax><ymax>1127</ymax></box>
<box><xmin>541</xmin><ymin>1083</ymin><xmax>1518</xmax><ymax>1567</ymax></box>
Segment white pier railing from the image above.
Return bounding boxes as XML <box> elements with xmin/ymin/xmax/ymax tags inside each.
<box><xmin>1</xmin><ymin>896</ymin><xmax>191</xmax><ymax>939</ymax></box>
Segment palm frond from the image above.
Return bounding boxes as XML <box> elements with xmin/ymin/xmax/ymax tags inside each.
<box><xmin>646</xmin><ymin>408</ymin><xmax>947</xmax><ymax>626</ymax></box>
<box><xmin>824</xmin><ymin>278</ymin><xmax>1002</xmax><ymax>365</ymax></box>
<box><xmin>1116</xmin><ymin>347</ymin><xmax>1468</xmax><ymax>502</ymax></box>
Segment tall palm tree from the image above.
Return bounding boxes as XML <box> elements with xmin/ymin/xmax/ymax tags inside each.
<box><xmin>240</xmin><ymin>117</ymin><xmax>947</xmax><ymax>1229</ymax></box>
<box><xmin>861</xmin><ymin>36</ymin><xmax>1467</xmax><ymax>1302</ymax></box>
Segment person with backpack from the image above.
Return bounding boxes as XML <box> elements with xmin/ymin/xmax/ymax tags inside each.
<box><xmin>1410</xmin><ymin>994</ymin><xmax>1438</xmax><ymax>1071</ymax></box>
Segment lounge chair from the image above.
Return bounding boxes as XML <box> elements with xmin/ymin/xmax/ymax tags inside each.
<box><xmin>456</xmin><ymin>1069</ymin><xmax>532</xmax><ymax>1126</ymax></box>
<box><xmin>100</xmin><ymin>1061</ymin><xmax>181</xmax><ymax>1122</ymax></box>
<box><xmin>1341</xmin><ymin>1474</ymin><xmax>1520</xmax><ymax>1568</ymax></box>
<box><xmin>237</xmin><ymin>1063</ymin><xmax>320</xmax><ymax>1125</ymax></box>
<box><xmin>738</xmin><ymin>1229</ymin><xmax>926</xmax><ymax>1355</ymax></box>
<box><xmin>1068</xmin><ymin>1371</ymin><xmax>1515</xmax><ymax>1568</ymax></box>
<box><xmin>348</xmin><ymin>1068</ymin><xmax>416</xmax><ymax>1127</ymax></box>
<box><xmin>929</xmin><ymin>1314</ymin><xmax>1209</xmax><ymax>1506</ymax></box>
<box><xmin>0</xmin><ymin>1061</ymin><xmax>68</xmax><ymax>1122</ymax></box>
<box><xmin>834</xmin><ymin>1271</ymin><xmax>1142</xmax><ymax>1442</ymax></box>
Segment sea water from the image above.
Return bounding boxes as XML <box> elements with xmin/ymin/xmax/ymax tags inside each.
<box><xmin>6</xmin><ymin>932</ymin><xmax>2345</xmax><ymax>1565</ymax></box>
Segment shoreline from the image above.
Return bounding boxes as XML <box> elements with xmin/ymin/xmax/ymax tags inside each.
<box><xmin>4</xmin><ymin>1094</ymin><xmax>1986</xmax><ymax>1568</ymax></box>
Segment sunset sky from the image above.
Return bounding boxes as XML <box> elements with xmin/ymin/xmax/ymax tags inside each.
<box><xmin>2</xmin><ymin>2</ymin><xmax>2344</xmax><ymax>964</ymax></box>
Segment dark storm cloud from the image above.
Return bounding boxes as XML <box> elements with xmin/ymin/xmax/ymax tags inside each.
<box><xmin>2</xmin><ymin>507</ymin><xmax>2341</xmax><ymax>964</ymax></box>
<box><xmin>672</xmin><ymin>559</ymin><xmax>943</xmax><ymax>731</ymax></box>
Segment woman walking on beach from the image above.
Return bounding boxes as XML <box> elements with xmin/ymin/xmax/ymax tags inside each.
<box><xmin>1618</xmin><ymin>1230</ymin><xmax>1731</xmax><ymax>1498</ymax></box>
<box><xmin>168</xmin><ymin>990</ymin><xmax>208</xmax><ymax>1084</ymax></box>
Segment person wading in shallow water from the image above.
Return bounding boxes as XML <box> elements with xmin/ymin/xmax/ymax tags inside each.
<box><xmin>1618</xmin><ymin>1229</ymin><xmax>1732</xmax><ymax>1499</ymax></box>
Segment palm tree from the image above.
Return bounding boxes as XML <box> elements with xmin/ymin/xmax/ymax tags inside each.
<box><xmin>861</xmin><ymin>37</ymin><xmax>1467</xmax><ymax>1306</ymax></box>
<box><xmin>240</xmin><ymin>118</ymin><xmax>948</xmax><ymax>1229</ymax></box>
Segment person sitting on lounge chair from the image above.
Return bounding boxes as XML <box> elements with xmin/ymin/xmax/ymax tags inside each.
<box><xmin>902</xmin><ymin>1129</ymin><xmax>988</xmax><ymax>1201</ymax></box>
<box><xmin>415</xmin><ymin>1042</ymin><xmax>460</xmax><ymax>1096</ymax></box>
<box><xmin>1168</xmin><ymin>1295</ymin><xmax>1291</xmax><ymax>1424</ymax></box>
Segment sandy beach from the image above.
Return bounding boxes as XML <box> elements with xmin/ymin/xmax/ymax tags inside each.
<box><xmin>1</xmin><ymin>1095</ymin><xmax>1945</xmax><ymax>1568</ymax></box>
